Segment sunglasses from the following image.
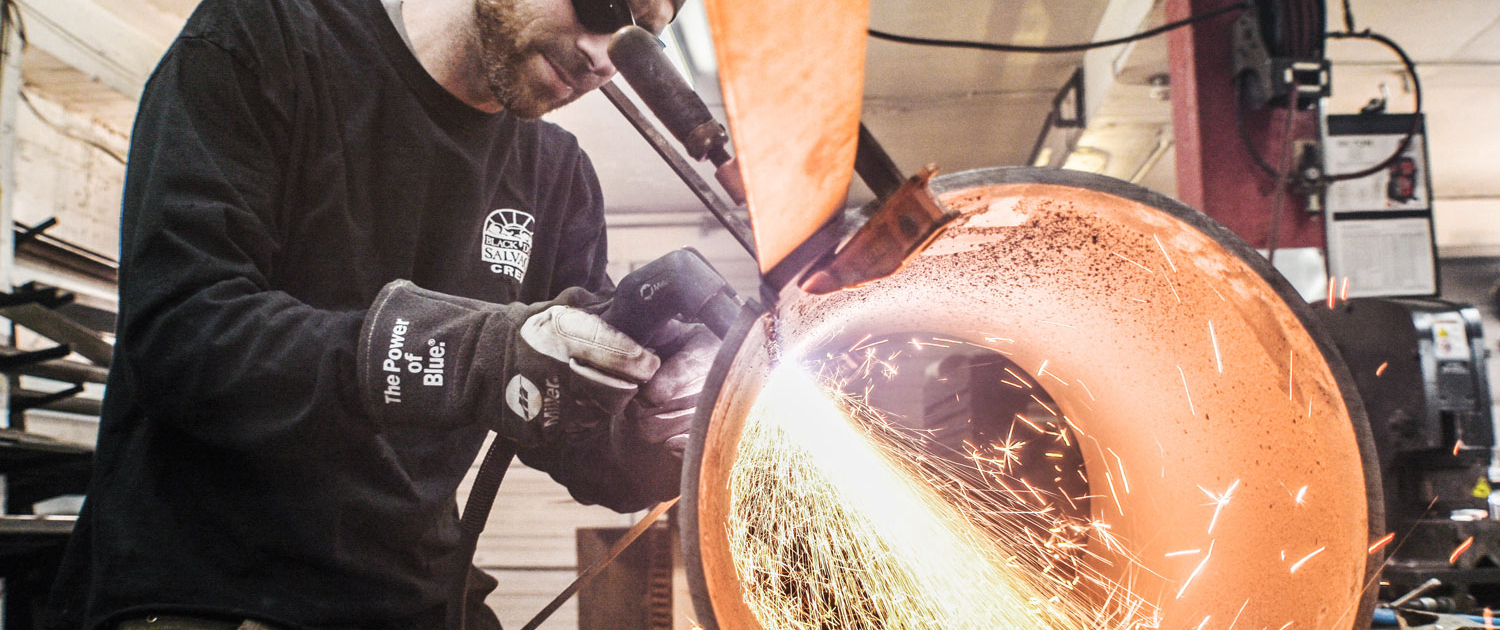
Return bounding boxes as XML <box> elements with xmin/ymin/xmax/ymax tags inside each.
<box><xmin>571</xmin><ymin>0</ymin><xmax>637</xmax><ymax>34</ymax></box>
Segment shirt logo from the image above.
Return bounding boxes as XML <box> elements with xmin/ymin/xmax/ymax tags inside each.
<box><xmin>482</xmin><ymin>209</ymin><xmax>534</xmax><ymax>282</ymax></box>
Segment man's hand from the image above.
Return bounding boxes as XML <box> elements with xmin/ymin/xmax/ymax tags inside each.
<box><xmin>612</xmin><ymin>321</ymin><xmax>722</xmax><ymax>501</ymax></box>
<box><xmin>356</xmin><ymin>280</ymin><xmax>660</xmax><ymax>447</ymax></box>
<box><xmin>511</xmin><ymin>304</ymin><xmax>660</xmax><ymax>440</ymax></box>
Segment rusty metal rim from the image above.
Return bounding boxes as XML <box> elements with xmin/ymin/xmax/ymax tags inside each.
<box><xmin>679</xmin><ymin>166</ymin><xmax>1384</xmax><ymax>630</ymax></box>
<box><xmin>680</xmin><ymin>301</ymin><xmax>766</xmax><ymax>630</ymax></box>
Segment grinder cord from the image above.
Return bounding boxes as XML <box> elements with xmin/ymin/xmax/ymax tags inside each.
<box><xmin>447</xmin><ymin>438</ymin><xmax>518</xmax><ymax>630</ymax></box>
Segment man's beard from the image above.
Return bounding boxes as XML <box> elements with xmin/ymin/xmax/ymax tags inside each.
<box><xmin>473</xmin><ymin>0</ymin><xmax>582</xmax><ymax>119</ymax></box>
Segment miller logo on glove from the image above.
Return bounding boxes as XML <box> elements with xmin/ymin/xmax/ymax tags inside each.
<box><xmin>357</xmin><ymin>280</ymin><xmax>661</xmax><ymax>446</ymax></box>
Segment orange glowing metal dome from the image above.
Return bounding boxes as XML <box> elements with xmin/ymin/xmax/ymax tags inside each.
<box><xmin>681</xmin><ymin>168</ymin><xmax>1383</xmax><ymax>630</ymax></box>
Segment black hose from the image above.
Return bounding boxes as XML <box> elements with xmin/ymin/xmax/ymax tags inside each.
<box><xmin>867</xmin><ymin>1</ymin><xmax>1250</xmax><ymax>54</ymax></box>
<box><xmin>446</xmin><ymin>438</ymin><xmax>518</xmax><ymax>630</ymax></box>
<box><xmin>1321</xmin><ymin>30</ymin><xmax>1423</xmax><ymax>182</ymax></box>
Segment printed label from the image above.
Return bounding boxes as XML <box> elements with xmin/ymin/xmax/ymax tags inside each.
<box><xmin>1431</xmin><ymin>313</ymin><xmax>1470</xmax><ymax>362</ymax></box>
<box><xmin>380</xmin><ymin>318</ymin><xmax>411</xmax><ymax>404</ymax></box>
<box><xmin>505</xmin><ymin>375</ymin><xmax>542</xmax><ymax>420</ymax></box>
<box><xmin>379</xmin><ymin>318</ymin><xmax>448</xmax><ymax>404</ymax></box>
<box><xmin>482</xmin><ymin>209</ymin><xmax>534</xmax><ymax>283</ymax></box>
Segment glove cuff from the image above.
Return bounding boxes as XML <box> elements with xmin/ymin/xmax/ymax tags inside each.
<box><xmin>358</xmin><ymin>280</ymin><xmax>536</xmax><ymax>439</ymax></box>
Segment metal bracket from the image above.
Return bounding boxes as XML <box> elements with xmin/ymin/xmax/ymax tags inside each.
<box><xmin>798</xmin><ymin>165</ymin><xmax>958</xmax><ymax>295</ymax></box>
<box><xmin>11</xmin><ymin>383</ymin><xmax>84</xmax><ymax>414</ymax></box>
<box><xmin>0</xmin><ymin>344</ymin><xmax>70</xmax><ymax>372</ymax></box>
<box><xmin>1026</xmin><ymin>68</ymin><xmax>1087</xmax><ymax>167</ymax></box>
<box><xmin>0</xmin><ymin>281</ymin><xmax>74</xmax><ymax>310</ymax></box>
<box><xmin>14</xmin><ymin>217</ymin><xmax>58</xmax><ymax>247</ymax></box>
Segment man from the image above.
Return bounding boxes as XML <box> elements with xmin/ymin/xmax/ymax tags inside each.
<box><xmin>43</xmin><ymin>0</ymin><xmax>713</xmax><ymax>627</ymax></box>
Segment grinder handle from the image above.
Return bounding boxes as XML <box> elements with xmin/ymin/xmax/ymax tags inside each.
<box><xmin>601</xmin><ymin>248</ymin><xmax>740</xmax><ymax>341</ymax></box>
<box><xmin>608</xmin><ymin>26</ymin><xmax>730</xmax><ymax>165</ymax></box>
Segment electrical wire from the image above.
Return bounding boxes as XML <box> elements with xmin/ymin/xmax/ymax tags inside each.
<box><xmin>1262</xmin><ymin>76</ymin><xmax>1304</xmax><ymax>264</ymax></box>
<box><xmin>1233</xmin><ymin>83</ymin><xmax>1290</xmax><ymax>182</ymax></box>
<box><xmin>867</xmin><ymin>1</ymin><xmax>1251</xmax><ymax>54</ymax></box>
<box><xmin>18</xmin><ymin>90</ymin><xmax>128</xmax><ymax>165</ymax></box>
<box><xmin>1321</xmin><ymin>30</ymin><xmax>1422</xmax><ymax>182</ymax></box>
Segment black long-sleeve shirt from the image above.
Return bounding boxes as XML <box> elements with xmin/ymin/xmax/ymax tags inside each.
<box><xmin>45</xmin><ymin>0</ymin><xmax>652</xmax><ymax>627</ymax></box>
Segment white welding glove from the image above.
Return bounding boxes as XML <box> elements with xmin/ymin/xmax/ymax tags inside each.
<box><xmin>612</xmin><ymin>321</ymin><xmax>722</xmax><ymax>500</ymax></box>
<box><xmin>358</xmin><ymin>280</ymin><xmax>661</xmax><ymax>446</ymax></box>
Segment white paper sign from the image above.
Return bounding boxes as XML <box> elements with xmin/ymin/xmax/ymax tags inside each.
<box><xmin>1326</xmin><ymin>217</ymin><xmax>1436</xmax><ymax>298</ymax></box>
<box><xmin>1325</xmin><ymin>134</ymin><xmax>1428</xmax><ymax>213</ymax></box>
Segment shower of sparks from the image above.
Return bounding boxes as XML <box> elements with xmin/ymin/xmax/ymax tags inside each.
<box><xmin>1015</xmin><ymin>414</ymin><xmax>1045</xmax><ymax>433</ymax></box>
<box><xmin>1177</xmin><ymin>540</ymin><xmax>1215</xmax><ymax>599</ymax></box>
<box><xmin>850</xmin><ymin>333</ymin><xmax>873</xmax><ymax>351</ymax></box>
<box><xmin>1077</xmin><ymin>380</ymin><xmax>1096</xmax><ymax>401</ymax></box>
<box><xmin>728</xmin><ymin>363</ymin><xmax>1156</xmax><ymax>630</ymax></box>
<box><xmin>1194</xmin><ymin>615</ymin><xmax>1212</xmax><ymax>630</ymax></box>
<box><xmin>1368</xmin><ymin>533</ymin><xmax>1395</xmax><ymax>554</ymax></box>
<box><xmin>1113</xmin><ymin>251</ymin><xmax>1155</xmax><ymax>274</ymax></box>
<box><xmin>1108</xmin><ymin>448</ymin><xmax>1131</xmax><ymax>493</ymax></box>
<box><xmin>1294</xmin><ymin>486</ymin><xmax>1308</xmax><ymax>505</ymax></box>
<box><xmin>1208</xmin><ymin>321</ymin><xmax>1224</xmax><ymax>373</ymax></box>
<box><xmin>985</xmin><ymin>336</ymin><xmax>1016</xmax><ymax>344</ymax></box>
<box><xmin>1451</xmin><ymin>536</ymin><xmax>1475</xmax><ymax>564</ymax></box>
<box><xmin>1288</xmin><ymin>547</ymin><xmax>1325</xmax><ymax>573</ymax></box>
<box><xmin>1165</xmin><ymin>549</ymin><xmax>1201</xmax><ymax>557</ymax></box>
<box><xmin>1164</xmin><ymin>274</ymin><xmax>1183</xmax><ymax>304</ymax></box>
<box><xmin>1454</xmin><ymin>440</ymin><xmax>1465</xmax><ymax>456</ymax></box>
<box><xmin>1154</xmin><ymin>234</ymin><xmax>1178</xmax><ymax>272</ymax></box>
<box><xmin>1104</xmin><ymin>472</ymin><xmax>1126</xmax><ymax>515</ymax></box>
<box><xmin>1287</xmin><ymin>350</ymin><xmax>1294</xmax><ymax>401</ymax></box>
<box><xmin>1340</xmin><ymin>277</ymin><xmax>1350</xmax><ymax>301</ymax></box>
<box><xmin>1277</xmin><ymin>621</ymin><xmax>1295</xmax><ymax>630</ymax></box>
<box><xmin>1037</xmin><ymin>359</ymin><xmax>1051</xmax><ymax>377</ymax></box>
<box><xmin>1228</xmin><ymin>598</ymin><xmax>1252</xmax><ymax>630</ymax></box>
<box><xmin>1031</xmin><ymin>395</ymin><xmax>1058</xmax><ymax>416</ymax></box>
<box><xmin>1042</xmin><ymin>320</ymin><xmax>1077</xmax><ymax>328</ymax></box>
<box><xmin>1178</xmin><ymin>365</ymin><xmax>1196</xmax><ymax>416</ymax></box>
<box><xmin>1376</xmin><ymin>362</ymin><xmax>1389</xmax><ymax>377</ymax></box>
<box><xmin>1326</xmin><ymin>277</ymin><xmax>1337</xmax><ymax>310</ymax></box>
<box><xmin>1005</xmin><ymin>367</ymin><xmax>1032</xmax><ymax>387</ymax></box>
<box><xmin>1201</xmin><ymin>479</ymin><xmax>1241</xmax><ymax>535</ymax></box>
<box><xmin>909</xmin><ymin>338</ymin><xmax>952</xmax><ymax>351</ymax></box>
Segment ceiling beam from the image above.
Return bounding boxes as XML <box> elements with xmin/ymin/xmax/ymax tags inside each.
<box><xmin>16</xmin><ymin>0</ymin><xmax>168</xmax><ymax>100</ymax></box>
<box><xmin>1081</xmin><ymin>0</ymin><xmax>1157</xmax><ymax>123</ymax></box>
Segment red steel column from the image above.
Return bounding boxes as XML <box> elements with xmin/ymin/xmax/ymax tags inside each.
<box><xmin>1166</xmin><ymin>0</ymin><xmax>1323</xmax><ymax>250</ymax></box>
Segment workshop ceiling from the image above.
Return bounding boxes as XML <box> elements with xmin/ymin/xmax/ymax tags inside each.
<box><xmin>16</xmin><ymin>0</ymin><xmax>1500</xmax><ymax>234</ymax></box>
